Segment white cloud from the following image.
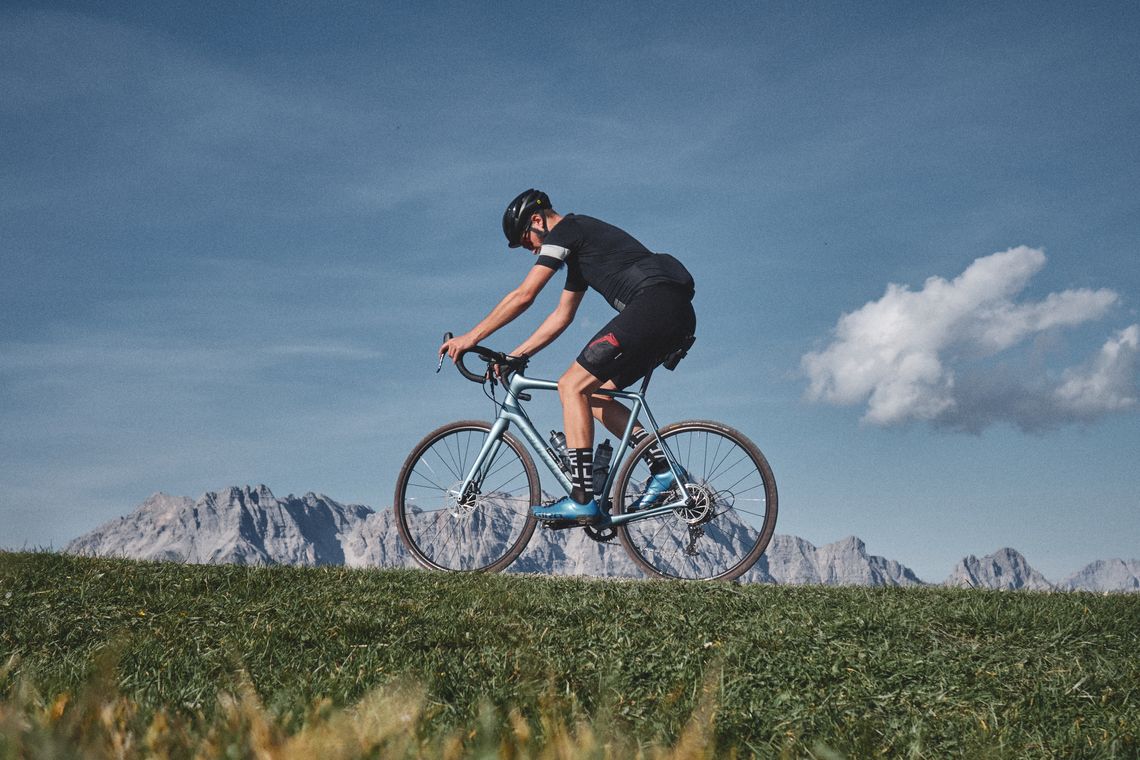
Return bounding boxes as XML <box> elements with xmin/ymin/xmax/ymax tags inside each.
<box><xmin>1054</xmin><ymin>325</ymin><xmax>1139</xmax><ymax>414</ymax></box>
<box><xmin>802</xmin><ymin>246</ymin><xmax>1135</xmax><ymax>431</ymax></box>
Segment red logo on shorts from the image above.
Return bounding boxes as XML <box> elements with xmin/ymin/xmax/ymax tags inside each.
<box><xmin>590</xmin><ymin>332</ymin><xmax>620</xmax><ymax>350</ymax></box>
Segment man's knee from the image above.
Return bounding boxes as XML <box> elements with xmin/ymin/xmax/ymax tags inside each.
<box><xmin>587</xmin><ymin>380</ymin><xmax>619</xmax><ymax>408</ymax></box>
<box><xmin>558</xmin><ymin>363</ymin><xmax>602</xmax><ymax>399</ymax></box>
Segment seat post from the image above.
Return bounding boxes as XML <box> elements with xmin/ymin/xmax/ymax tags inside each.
<box><xmin>638</xmin><ymin>366</ymin><xmax>655</xmax><ymax>395</ymax></box>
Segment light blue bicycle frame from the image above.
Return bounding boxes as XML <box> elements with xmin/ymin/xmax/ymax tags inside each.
<box><xmin>455</xmin><ymin>369</ymin><xmax>690</xmax><ymax>529</ymax></box>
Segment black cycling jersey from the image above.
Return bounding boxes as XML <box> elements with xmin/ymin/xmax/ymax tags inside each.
<box><xmin>534</xmin><ymin>214</ymin><xmax>693</xmax><ymax>311</ymax></box>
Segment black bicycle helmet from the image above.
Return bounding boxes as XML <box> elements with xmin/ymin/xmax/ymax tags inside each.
<box><xmin>502</xmin><ymin>188</ymin><xmax>551</xmax><ymax>248</ymax></box>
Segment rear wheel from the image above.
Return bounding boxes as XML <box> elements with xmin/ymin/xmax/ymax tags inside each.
<box><xmin>613</xmin><ymin>420</ymin><xmax>777</xmax><ymax>581</ymax></box>
<box><xmin>394</xmin><ymin>420</ymin><xmax>539</xmax><ymax>572</ymax></box>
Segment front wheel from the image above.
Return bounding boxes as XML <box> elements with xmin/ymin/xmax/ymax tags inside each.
<box><xmin>394</xmin><ymin>420</ymin><xmax>540</xmax><ymax>572</ymax></box>
<box><xmin>613</xmin><ymin>420</ymin><xmax>778</xmax><ymax>581</ymax></box>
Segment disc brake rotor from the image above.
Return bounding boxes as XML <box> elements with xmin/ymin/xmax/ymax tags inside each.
<box><xmin>674</xmin><ymin>482</ymin><xmax>720</xmax><ymax>525</ymax></box>
<box><xmin>445</xmin><ymin>481</ymin><xmax>481</xmax><ymax>519</ymax></box>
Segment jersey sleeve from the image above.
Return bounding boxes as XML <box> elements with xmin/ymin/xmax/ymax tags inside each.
<box><xmin>538</xmin><ymin>217</ymin><xmax>585</xmax><ymax>290</ymax></box>
<box><xmin>564</xmin><ymin>257</ymin><xmax>587</xmax><ymax>292</ymax></box>
<box><xmin>535</xmin><ymin>242</ymin><xmax>571</xmax><ymax>271</ymax></box>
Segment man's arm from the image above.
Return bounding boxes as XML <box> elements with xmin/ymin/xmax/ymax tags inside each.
<box><xmin>442</xmin><ymin>265</ymin><xmax>557</xmax><ymax>360</ymax></box>
<box><xmin>510</xmin><ymin>288</ymin><xmax>585</xmax><ymax>358</ymax></box>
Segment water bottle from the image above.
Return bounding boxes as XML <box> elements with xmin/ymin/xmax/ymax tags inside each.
<box><xmin>548</xmin><ymin>430</ymin><xmax>570</xmax><ymax>473</ymax></box>
<box><xmin>592</xmin><ymin>439</ymin><xmax>612</xmax><ymax>495</ymax></box>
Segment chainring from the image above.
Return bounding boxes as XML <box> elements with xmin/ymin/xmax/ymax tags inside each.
<box><xmin>583</xmin><ymin>523</ymin><xmax>618</xmax><ymax>544</ymax></box>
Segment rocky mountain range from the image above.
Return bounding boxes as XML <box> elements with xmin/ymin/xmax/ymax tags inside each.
<box><xmin>65</xmin><ymin>485</ymin><xmax>1139</xmax><ymax>592</ymax></box>
<box><xmin>944</xmin><ymin>547</ymin><xmax>1056</xmax><ymax>591</ymax></box>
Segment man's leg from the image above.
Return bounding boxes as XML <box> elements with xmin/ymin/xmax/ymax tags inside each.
<box><xmin>589</xmin><ymin>381</ymin><xmax>634</xmax><ymax>438</ymax></box>
<box><xmin>588</xmin><ymin>379</ymin><xmax>672</xmax><ymax>472</ymax></box>
<box><xmin>556</xmin><ymin>362</ymin><xmax>605</xmax><ymax>506</ymax></box>
<box><xmin>558</xmin><ymin>361</ymin><xmax>605</xmax><ymax>450</ymax></box>
<box><xmin>560</xmin><ymin>364</ymin><xmax>655</xmax><ymax>459</ymax></box>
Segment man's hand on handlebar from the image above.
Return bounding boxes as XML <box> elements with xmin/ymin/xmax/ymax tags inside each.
<box><xmin>492</xmin><ymin>353</ymin><xmax>528</xmax><ymax>384</ymax></box>
<box><xmin>440</xmin><ymin>332</ymin><xmax>478</xmax><ymax>362</ymax></box>
<box><xmin>439</xmin><ymin>331</ymin><xmax>530</xmax><ymax>393</ymax></box>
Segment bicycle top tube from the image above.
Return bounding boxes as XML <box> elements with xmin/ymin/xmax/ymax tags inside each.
<box><xmin>508</xmin><ymin>372</ymin><xmax>645</xmax><ymax>402</ymax></box>
<box><xmin>451</xmin><ymin>342</ymin><xmax>648</xmax><ymax>404</ymax></box>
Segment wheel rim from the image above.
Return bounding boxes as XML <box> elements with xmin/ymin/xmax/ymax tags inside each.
<box><xmin>617</xmin><ymin>426</ymin><xmax>775</xmax><ymax>580</ymax></box>
<box><xmin>398</xmin><ymin>426</ymin><xmax>536</xmax><ymax>571</ymax></box>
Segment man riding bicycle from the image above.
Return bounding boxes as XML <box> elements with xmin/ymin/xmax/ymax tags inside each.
<box><xmin>440</xmin><ymin>189</ymin><xmax>696</xmax><ymax>525</ymax></box>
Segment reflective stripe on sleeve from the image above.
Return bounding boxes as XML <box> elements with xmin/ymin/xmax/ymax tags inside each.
<box><xmin>539</xmin><ymin>243</ymin><xmax>571</xmax><ymax>262</ymax></box>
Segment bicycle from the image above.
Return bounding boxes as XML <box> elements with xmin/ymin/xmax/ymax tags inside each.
<box><xmin>393</xmin><ymin>334</ymin><xmax>778</xmax><ymax>581</ymax></box>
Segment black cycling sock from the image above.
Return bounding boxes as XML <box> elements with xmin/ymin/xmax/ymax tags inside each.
<box><xmin>567</xmin><ymin>447</ymin><xmax>593</xmax><ymax>504</ymax></box>
<box><xmin>631</xmin><ymin>428</ymin><xmax>670</xmax><ymax>474</ymax></box>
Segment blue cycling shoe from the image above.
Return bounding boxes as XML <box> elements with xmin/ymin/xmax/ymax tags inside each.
<box><xmin>634</xmin><ymin>467</ymin><xmax>690</xmax><ymax>510</ymax></box>
<box><xmin>532</xmin><ymin>497</ymin><xmax>602</xmax><ymax>524</ymax></box>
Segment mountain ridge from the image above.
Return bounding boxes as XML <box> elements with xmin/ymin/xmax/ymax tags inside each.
<box><xmin>63</xmin><ymin>485</ymin><xmax>1139</xmax><ymax>592</ymax></box>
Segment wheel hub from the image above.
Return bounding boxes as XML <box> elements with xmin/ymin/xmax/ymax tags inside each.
<box><xmin>445</xmin><ymin>481</ymin><xmax>480</xmax><ymax>518</ymax></box>
<box><xmin>674</xmin><ymin>482</ymin><xmax>718</xmax><ymax>525</ymax></box>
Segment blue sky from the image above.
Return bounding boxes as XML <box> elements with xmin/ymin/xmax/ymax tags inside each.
<box><xmin>2</xmin><ymin>1</ymin><xmax>1137</xmax><ymax>582</ymax></box>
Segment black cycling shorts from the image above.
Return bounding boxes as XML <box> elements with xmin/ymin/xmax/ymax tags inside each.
<box><xmin>576</xmin><ymin>284</ymin><xmax>696</xmax><ymax>389</ymax></box>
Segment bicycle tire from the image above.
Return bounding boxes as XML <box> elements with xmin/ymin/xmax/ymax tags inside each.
<box><xmin>612</xmin><ymin>420</ymin><xmax>777</xmax><ymax>581</ymax></box>
<box><xmin>394</xmin><ymin>420</ymin><xmax>540</xmax><ymax>573</ymax></box>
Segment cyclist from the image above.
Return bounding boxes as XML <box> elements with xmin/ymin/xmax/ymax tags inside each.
<box><xmin>440</xmin><ymin>189</ymin><xmax>695</xmax><ymax>525</ymax></box>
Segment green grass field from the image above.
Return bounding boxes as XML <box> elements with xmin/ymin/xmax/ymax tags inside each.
<box><xmin>1</xmin><ymin>551</ymin><xmax>1136</xmax><ymax>758</ymax></box>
